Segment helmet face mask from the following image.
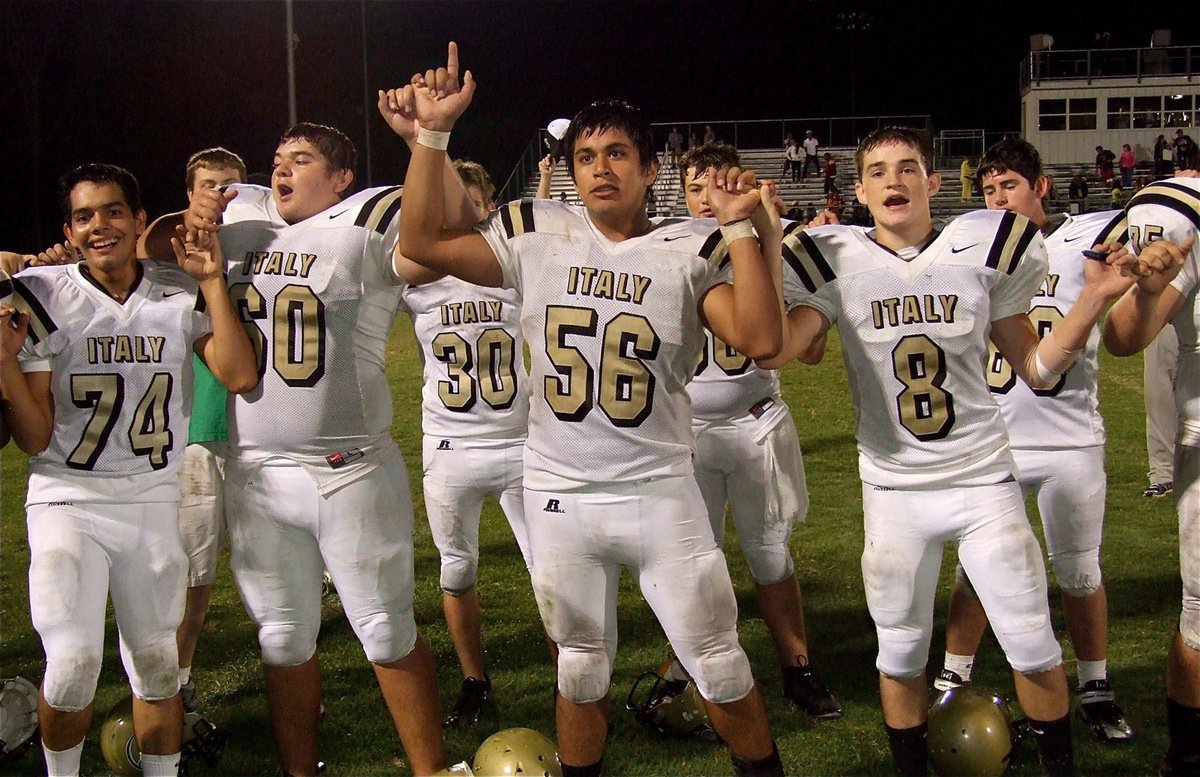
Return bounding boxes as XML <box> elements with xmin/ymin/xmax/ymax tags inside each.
<box><xmin>625</xmin><ymin>663</ymin><xmax>717</xmax><ymax>741</ymax></box>
<box><xmin>100</xmin><ymin>695</ymin><xmax>227</xmax><ymax>776</ymax></box>
<box><xmin>471</xmin><ymin>727</ymin><xmax>561</xmax><ymax>777</ymax></box>
<box><xmin>927</xmin><ymin>687</ymin><xmax>1014</xmax><ymax>777</ymax></box>
<box><xmin>0</xmin><ymin>677</ymin><xmax>40</xmax><ymax>763</ymax></box>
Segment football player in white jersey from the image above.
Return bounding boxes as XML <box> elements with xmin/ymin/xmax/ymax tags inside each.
<box><xmin>400</xmin><ymin>159</ymin><xmax>537</xmax><ymax>728</ymax></box>
<box><xmin>677</xmin><ymin>142</ymin><xmax>841</xmax><ymax>719</ymax></box>
<box><xmin>395</xmin><ymin>43</ymin><xmax>785</xmax><ymax>777</ymax></box>
<box><xmin>1101</xmin><ymin>177</ymin><xmax>1200</xmax><ymax>776</ymax></box>
<box><xmin>934</xmin><ymin>138</ymin><xmax>1133</xmax><ymax>742</ymax></box>
<box><xmin>760</xmin><ymin>127</ymin><xmax>1141</xmax><ymax>776</ymax></box>
<box><xmin>0</xmin><ymin>163</ymin><xmax>257</xmax><ymax>777</ymax></box>
<box><xmin>154</xmin><ymin>115</ymin><xmax>482</xmax><ymax>776</ymax></box>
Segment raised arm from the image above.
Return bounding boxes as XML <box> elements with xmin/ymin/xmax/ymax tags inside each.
<box><xmin>396</xmin><ymin>42</ymin><xmax>504</xmax><ymax>288</ymax></box>
<box><xmin>993</xmin><ymin>241</ymin><xmax>1139</xmax><ymax>388</ymax></box>
<box><xmin>698</xmin><ymin>167</ymin><xmax>782</xmax><ymax>360</ymax></box>
<box><xmin>0</xmin><ymin>305</ymin><xmax>53</xmax><ymax>454</ymax></box>
<box><xmin>172</xmin><ymin>227</ymin><xmax>259</xmax><ymax>394</ymax></box>
<box><xmin>1103</xmin><ymin>235</ymin><xmax>1194</xmax><ymax>355</ymax></box>
<box><xmin>536</xmin><ymin>154</ymin><xmax>555</xmax><ymax>199</ymax></box>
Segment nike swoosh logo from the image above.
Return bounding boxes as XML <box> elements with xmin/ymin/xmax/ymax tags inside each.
<box><xmin>950</xmin><ymin>243</ymin><xmax>980</xmax><ymax>253</ymax></box>
<box><xmin>163</xmin><ymin>290</ymin><xmax>184</xmax><ymax>298</ymax></box>
<box><xmin>1062</xmin><ymin>235</ymin><xmax>1089</xmax><ymax>243</ymax></box>
<box><xmin>663</xmin><ymin>236</ymin><xmax>685</xmax><ymax>242</ymax></box>
<box><xmin>329</xmin><ymin>209</ymin><xmax>349</xmax><ymax>220</ymax></box>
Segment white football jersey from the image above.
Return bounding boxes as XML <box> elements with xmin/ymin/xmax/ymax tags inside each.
<box><xmin>399</xmin><ymin>276</ymin><xmax>528</xmax><ymax>440</ymax></box>
<box><xmin>217</xmin><ymin>184</ymin><xmax>404</xmax><ymax>491</ymax></box>
<box><xmin>478</xmin><ymin>200</ymin><xmax>732</xmax><ymax>491</ymax></box>
<box><xmin>688</xmin><ymin>222</ymin><xmax>809</xmax><ymax>438</ymax></box>
<box><xmin>1127</xmin><ymin>178</ymin><xmax>1200</xmax><ymax>443</ymax></box>
<box><xmin>985</xmin><ymin>210</ymin><xmax>1126</xmax><ymax>449</ymax></box>
<box><xmin>789</xmin><ymin>210</ymin><xmax>1048</xmax><ymax>488</ymax></box>
<box><xmin>5</xmin><ymin>262</ymin><xmax>210</xmax><ymax>504</ymax></box>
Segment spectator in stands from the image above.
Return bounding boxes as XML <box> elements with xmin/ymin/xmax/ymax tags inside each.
<box><xmin>801</xmin><ymin>130</ymin><xmax>820</xmax><ymax>179</ymax></box>
<box><xmin>1175</xmin><ymin>129</ymin><xmax>1195</xmax><ymax>170</ymax></box>
<box><xmin>787</xmin><ymin>200</ymin><xmax>804</xmax><ymax>222</ymax></box>
<box><xmin>703</xmin><ymin>124</ymin><xmax>716</xmax><ymax>144</ymax></box>
<box><xmin>784</xmin><ymin>138</ymin><xmax>803</xmax><ymax>183</ymax></box>
<box><xmin>959</xmin><ymin>158</ymin><xmax>973</xmax><ymax>203</ymax></box>
<box><xmin>557</xmin><ymin>191</ymin><xmax>568</xmax><ymax>204</ymax></box>
<box><xmin>1095</xmin><ymin>145</ymin><xmax>1116</xmax><ymax>188</ymax></box>
<box><xmin>688</xmin><ymin>130</ymin><xmax>700</xmax><ymax>150</ymax></box>
<box><xmin>823</xmin><ymin>153</ymin><xmax>837</xmax><ymax>195</ymax></box>
<box><xmin>667</xmin><ymin>127</ymin><xmax>684</xmax><ymax>165</ymax></box>
<box><xmin>1155</xmin><ymin>134</ymin><xmax>1172</xmax><ymax>178</ymax></box>
<box><xmin>1119</xmin><ymin>143</ymin><xmax>1136</xmax><ymax>190</ymax></box>
<box><xmin>1110</xmin><ymin>183</ymin><xmax>1125</xmax><ymax>207</ymax></box>
<box><xmin>1069</xmin><ymin>171</ymin><xmax>1089</xmax><ymax>208</ymax></box>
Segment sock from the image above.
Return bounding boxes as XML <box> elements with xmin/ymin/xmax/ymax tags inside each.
<box><xmin>42</xmin><ymin>741</ymin><xmax>84</xmax><ymax>777</ymax></box>
<box><xmin>731</xmin><ymin>743</ymin><xmax>784</xmax><ymax>777</ymax></box>
<box><xmin>942</xmin><ymin>652</ymin><xmax>975</xmax><ymax>682</ymax></box>
<box><xmin>179</xmin><ymin>665</ymin><xmax>192</xmax><ymax>685</ymax></box>
<box><xmin>561</xmin><ymin>759</ymin><xmax>603</xmax><ymax>777</ymax></box>
<box><xmin>140</xmin><ymin>752</ymin><xmax>182</xmax><ymax>777</ymax></box>
<box><xmin>1167</xmin><ymin>698</ymin><xmax>1200</xmax><ymax>767</ymax></box>
<box><xmin>884</xmin><ymin>722</ymin><xmax>928</xmax><ymax>777</ymax></box>
<box><xmin>1076</xmin><ymin>660</ymin><xmax>1106</xmax><ymax>687</ymax></box>
<box><xmin>1027</xmin><ymin>714</ymin><xmax>1075</xmax><ymax>777</ymax></box>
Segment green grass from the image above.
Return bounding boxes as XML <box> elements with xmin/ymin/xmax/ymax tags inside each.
<box><xmin>0</xmin><ymin>316</ymin><xmax>1180</xmax><ymax>775</ymax></box>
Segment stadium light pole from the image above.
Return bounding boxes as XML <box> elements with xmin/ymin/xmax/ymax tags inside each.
<box><xmin>286</xmin><ymin>0</ymin><xmax>298</xmax><ymax>127</ymax></box>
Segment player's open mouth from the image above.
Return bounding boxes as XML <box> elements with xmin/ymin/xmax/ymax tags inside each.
<box><xmin>278</xmin><ymin>184</ymin><xmax>294</xmax><ymax>197</ymax></box>
<box><xmin>883</xmin><ymin>195</ymin><xmax>909</xmax><ymax>207</ymax></box>
<box><xmin>89</xmin><ymin>237</ymin><xmax>120</xmax><ymax>251</ymax></box>
<box><xmin>590</xmin><ymin>185</ymin><xmax>618</xmax><ymax>197</ymax></box>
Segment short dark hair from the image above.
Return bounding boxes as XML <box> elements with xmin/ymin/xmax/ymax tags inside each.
<box><xmin>279</xmin><ymin>122</ymin><xmax>357</xmax><ymax>175</ymax></box>
<box><xmin>453</xmin><ymin>159</ymin><xmax>495</xmax><ymax>204</ymax></box>
<box><xmin>975</xmin><ymin>137</ymin><xmax>1042</xmax><ymax>190</ymax></box>
<box><xmin>186</xmin><ymin>147</ymin><xmax>247</xmax><ymax>191</ymax></box>
<box><xmin>854</xmin><ymin>127</ymin><xmax>934</xmax><ymax>180</ymax></box>
<box><xmin>59</xmin><ymin>163</ymin><xmax>142</xmax><ymax>222</ymax></box>
<box><xmin>562</xmin><ymin>101</ymin><xmax>656</xmax><ymax>182</ymax></box>
<box><xmin>677</xmin><ymin>142</ymin><xmax>740</xmax><ymax>189</ymax></box>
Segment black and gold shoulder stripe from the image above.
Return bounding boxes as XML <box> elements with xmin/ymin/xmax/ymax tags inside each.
<box><xmin>782</xmin><ymin>231</ymin><xmax>836</xmax><ymax>293</ymax></box>
<box><xmin>1128</xmin><ymin>182</ymin><xmax>1200</xmax><ymax>231</ymax></box>
<box><xmin>500</xmin><ymin>198</ymin><xmax>537</xmax><ymax>240</ymax></box>
<box><xmin>985</xmin><ymin>211</ymin><xmax>1039</xmax><ymax>275</ymax></box>
<box><xmin>9</xmin><ymin>277</ymin><xmax>58</xmax><ymax>345</ymax></box>
<box><xmin>697</xmin><ymin>229</ymin><xmax>730</xmax><ymax>270</ymax></box>
<box><xmin>353</xmin><ymin>186</ymin><xmax>404</xmax><ymax>235</ymax></box>
<box><xmin>1093</xmin><ymin>211</ymin><xmax>1128</xmax><ymax>246</ymax></box>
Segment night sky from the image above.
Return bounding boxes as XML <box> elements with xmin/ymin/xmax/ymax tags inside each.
<box><xmin>1</xmin><ymin>0</ymin><xmax>1195</xmax><ymax>251</ymax></box>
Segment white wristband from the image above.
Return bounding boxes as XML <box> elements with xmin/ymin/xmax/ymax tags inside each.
<box><xmin>720</xmin><ymin>218</ymin><xmax>755</xmax><ymax>244</ymax></box>
<box><xmin>416</xmin><ymin>128</ymin><xmax>451</xmax><ymax>150</ymax></box>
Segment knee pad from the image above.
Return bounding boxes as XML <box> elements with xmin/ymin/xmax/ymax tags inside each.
<box><xmin>690</xmin><ymin>647</ymin><xmax>754</xmax><ymax>704</ymax></box>
<box><xmin>743</xmin><ymin>543</ymin><xmax>795</xmax><ymax>587</ymax></box>
<box><xmin>439</xmin><ymin>554</ymin><xmax>479</xmax><ymax>596</ymax></box>
<box><xmin>353</xmin><ymin>610</ymin><xmax>418</xmax><ymax>665</ymax></box>
<box><xmin>258</xmin><ymin>621</ymin><xmax>320</xmax><ymax>667</ymax></box>
<box><xmin>1050</xmin><ymin>548</ymin><xmax>1102</xmax><ymax>597</ymax></box>
<box><xmin>125</xmin><ymin>639</ymin><xmax>181</xmax><ymax>701</ymax></box>
<box><xmin>1182</xmin><ymin>595</ymin><xmax>1200</xmax><ymax>651</ymax></box>
<box><xmin>41</xmin><ymin>649</ymin><xmax>103</xmax><ymax>712</ymax></box>
<box><xmin>556</xmin><ymin>647</ymin><xmax>611</xmax><ymax>704</ymax></box>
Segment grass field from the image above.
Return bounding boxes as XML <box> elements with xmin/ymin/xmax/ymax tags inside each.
<box><xmin>0</xmin><ymin>315</ymin><xmax>1181</xmax><ymax>776</ymax></box>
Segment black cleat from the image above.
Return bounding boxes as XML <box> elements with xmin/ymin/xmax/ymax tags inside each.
<box><xmin>1144</xmin><ymin>482</ymin><xmax>1174</xmax><ymax>498</ymax></box>
<box><xmin>783</xmin><ymin>665</ymin><xmax>842</xmax><ymax>719</ymax></box>
<box><xmin>444</xmin><ymin>675</ymin><xmax>493</xmax><ymax>729</ymax></box>
<box><xmin>1076</xmin><ymin>679</ymin><xmax>1133</xmax><ymax>743</ymax></box>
